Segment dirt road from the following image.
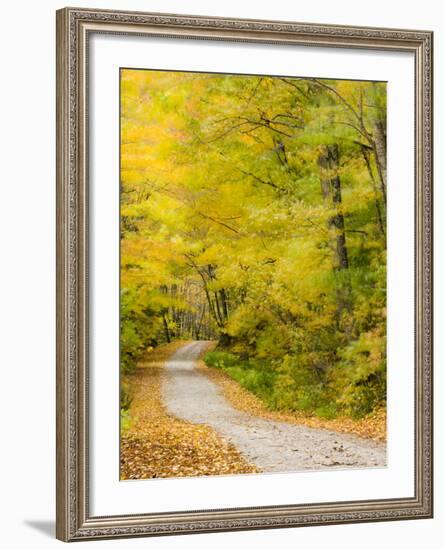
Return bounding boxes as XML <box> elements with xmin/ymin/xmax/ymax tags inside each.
<box><xmin>162</xmin><ymin>341</ymin><xmax>386</xmax><ymax>473</ymax></box>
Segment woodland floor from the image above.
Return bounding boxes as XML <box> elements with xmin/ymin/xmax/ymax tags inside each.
<box><xmin>120</xmin><ymin>341</ymin><xmax>259</xmax><ymax>479</ymax></box>
<box><xmin>121</xmin><ymin>341</ymin><xmax>386</xmax><ymax>479</ymax></box>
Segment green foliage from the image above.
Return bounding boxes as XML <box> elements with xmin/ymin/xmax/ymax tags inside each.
<box><xmin>120</xmin><ymin>382</ymin><xmax>134</xmax><ymax>433</ymax></box>
<box><xmin>120</xmin><ymin>409</ymin><xmax>133</xmax><ymax>433</ymax></box>
<box><xmin>205</xmin><ymin>343</ymin><xmax>385</xmax><ymax>419</ymax></box>
<box><xmin>120</xmin><ymin>381</ymin><xmax>133</xmax><ymax>411</ymax></box>
<box><xmin>205</xmin><ymin>351</ymin><xmax>278</xmax><ymax>405</ymax></box>
<box><xmin>120</xmin><ymin>288</ymin><xmax>158</xmax><ymax>373</ymax></box>
<box><xmin>204</xmin><ymin>351</ymin><xmax>239</xmax><ymax>369</ymax></box>
<box><xmin>334</xmin><ymin>328</ymin><xmax>387</xmax><ymax>417</ymax></box>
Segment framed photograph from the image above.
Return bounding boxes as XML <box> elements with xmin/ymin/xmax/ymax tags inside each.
<box><xmin>56</xmin><ymin>7</ymin><xmax>433</xmax><ymax>541</ymax></box>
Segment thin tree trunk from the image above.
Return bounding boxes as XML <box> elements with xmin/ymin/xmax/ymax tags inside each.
<box><xmin>361</xmin><ymin>145</ymin><xmax>386</xmax><ymax>242</ymax></box>
<box><xmin>194</xmin><ymin>304</ymin><xmax>206</xmax><ymax>340</ymax></box>
<box><xmin>372</xmin><ymin>118</ymin><xmax>387</xmax><ymax>206</ymax></box>
<box><xmin>213</xmin><ymin>291</ymin><xmax>223</xmax><ymax>325</ymax></box>
<box><xmin>193</xmin><ymin>268</ymin><xmax>221</xmax><ymax>327</ymax></box>
<box><xmin>162</xmin><ymin>313</ymin><xmax>171</xmax><ymax>343</ymax></box>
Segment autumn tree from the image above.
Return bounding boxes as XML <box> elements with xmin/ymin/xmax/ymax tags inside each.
<box><xmin>120</xmin><ymin>69</ymin><xmax>387</xmax><ymax>418</ymax></box>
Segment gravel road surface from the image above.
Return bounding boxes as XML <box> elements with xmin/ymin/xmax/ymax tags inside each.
<box><xmin>162</xmin><ymin>341</ymin><xmax>386</xmax><ymax>473</ymax></box>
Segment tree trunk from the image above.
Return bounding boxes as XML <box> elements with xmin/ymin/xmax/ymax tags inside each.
<box><xmin>213</xmin><ymin>291</ymin><xmax>223</xmax><ymax>326</ymax></box>
<box><xmin>162</xmin><ymin>313</ymin><xmax>171</xmax><ymax>343</ymax></box>
<box><xmin>219</xmin><ymin>288</ymin><xmax>229</xmax><ymax>320</ymax></box>
<box><xmin>218</xmin><ymin>331</ymin><xmax>232</xmax><ymax>348</ymax></box>
<box><xmin>360</xmin><ymin>145</ymin><xmax>386</xmax><ymax>241</ymax></box>
<box><xmin>318</xmin><ymin>144</ymin><xmax>349</xmax><ymax>271</ymax></box>
<box><xmin>318</xmin><ymin>144</ymin><xmax>352</xmax><ymax>322</ymax></box>
<box><xmin>373</xmin><ymin>117</ymin><xmax>387</xmax><ymax>206</ymax></box>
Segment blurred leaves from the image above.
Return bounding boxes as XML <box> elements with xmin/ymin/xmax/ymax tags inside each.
<box><xmin>120</xmin><ymin>69</ymin><xmax>387</xmax><ymax>424</ymax></box>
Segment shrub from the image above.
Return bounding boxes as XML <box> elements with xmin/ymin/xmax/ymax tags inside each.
<box><xmin>120</xmin><ymin>382</ymin><xmax>133</xmax><ymax>412</ymax></box>
<box><xmin>204</xmin><ymin>333</ymin><xmax>385</xmax><ymax>420</ymax></box>
<box><xmin>120</xmin><ymin>409</ymin><xmax>133</xmax><ymax>433</ymax></box>
<box><xmin>332</xmin><ymin>328</ymin><xmax>386</xmax><ymax>418</ymax></box>
<box><xmin>204</xmin><ymin>351</ymin><xmax>239</xmax><ymax>369</ymax></box>
<box><xmin>205</xmin><ymin>351</ymin><xmax>278</xmax><ymax>406</ymax></box>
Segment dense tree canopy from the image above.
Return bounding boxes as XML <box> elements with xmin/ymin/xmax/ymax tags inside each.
<box><xmin>120</xmin><ymin>69</ymin><xmax>387</xmax><ymax>419</ymax></box>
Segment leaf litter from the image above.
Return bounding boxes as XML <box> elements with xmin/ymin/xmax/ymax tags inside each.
<box><xmin>120</xmin><ymin>341</ymin><xmax>259</xmax><ymax>480</ymax></box>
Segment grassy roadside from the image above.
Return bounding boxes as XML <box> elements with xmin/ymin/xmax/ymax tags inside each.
<box><xmin>199</xmin><ymin>345</ymin><xmax>386</xmax><ymax>443</ymax></box>
<box><xmin>120</xmin><ymin>341</ymin><xmax>259</xmax><ymax>479</ymax></box>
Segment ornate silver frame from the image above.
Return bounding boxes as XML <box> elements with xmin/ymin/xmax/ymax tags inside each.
<box><xmin>56</xmin><ymin>7</ymin><xmax>433</xmax><ymax>542</ymax></box>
